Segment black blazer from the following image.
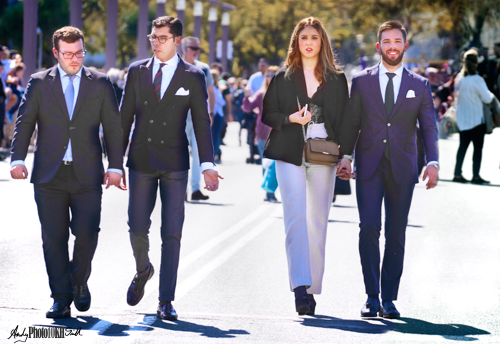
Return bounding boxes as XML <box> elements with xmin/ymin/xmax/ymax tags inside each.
<box><xmin>121</xmin><ymin>55</ymin><xmax>214</xmax><ymax>173</ymax></box>
<box><xmin>11</xmin><ymin>66</ymin><xmax>123</xmax><ymax>185</ymax></box>
<box><xmin>262</xmin><ymin>67</ymin><xmax>349</xmax><ymax>166</ymax></box>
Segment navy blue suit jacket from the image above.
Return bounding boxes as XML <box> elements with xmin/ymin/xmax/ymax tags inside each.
<box><xmin>340</xmin><ymin>64</ymin><xmax>439</xmax><ymax>185</ymax></box>
<box><xmin>120</xmin><ymin>55</ymin><xmax>213</xmax><ymax>173</ymax></box>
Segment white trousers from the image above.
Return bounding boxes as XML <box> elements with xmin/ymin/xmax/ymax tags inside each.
<box><xmin>276</xmin><ymin>159</ymin><xmax>337</xmax><ymax>294</ymax></box>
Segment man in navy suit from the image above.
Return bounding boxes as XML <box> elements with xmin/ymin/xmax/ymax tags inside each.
<box><xmin>339</xmin><ymin>21</ymin><xmax>439</xmax><ymax>319</ymax></box>
<box><xmin>120</xmin><ymin>16</ymin><xmax>222</xmax><ymax>320</ymax></box>
<box><xmin>10</xmin><ymin>26</ymin><xmax>124</xmax><ymax>318</ymax></box>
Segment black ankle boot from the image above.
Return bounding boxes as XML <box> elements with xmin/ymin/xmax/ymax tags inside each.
<box><xmin>293</xmin><ymin>286</ymin><xmax>310</xmax><ymax>315</ymax></box>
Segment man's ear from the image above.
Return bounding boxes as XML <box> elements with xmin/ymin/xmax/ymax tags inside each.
<box><xmin>52</xmin><ymin>48</ymin><xmax>58</xmax><ymax>59</ymax></box>
<box><xmin>375</xmin><ymin>42</ymin><xmax>381</xmax><ymax>53</ymax></box>
<box><xmin>404</xmin><ymin>42</ymin><xmax>409</xmax><ymax>52</ymax></box>
<box><xmin>175</xmin><ymin>36</ymin><xmax>182</xmax><ymax>46</ymax></box>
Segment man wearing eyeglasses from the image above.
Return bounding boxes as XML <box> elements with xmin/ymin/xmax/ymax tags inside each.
<box><xmin>120</xmin><ymin>16</ymin><xmax>222</xmax><ymax>321</ymax></box>
<box><xmin>10</xmin><ymin>26</ymin><xmax>124</xmax><ymax>318</ymax></box>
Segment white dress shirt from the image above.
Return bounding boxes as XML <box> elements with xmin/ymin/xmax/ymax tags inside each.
<box><xmin>455</xmin><ymin>74</ymin><xmax>494</xmax><ymax>131</ymax></box>
<box><xmin>153</xmin><ymin>54</ymin><xmax>215</xmax><ymax>171</ymax></box>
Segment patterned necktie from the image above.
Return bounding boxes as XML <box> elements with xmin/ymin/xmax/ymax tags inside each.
<box><xmin>385</xmin><ymin>72</ymin><xmax>396</xmax><ymax>118</ymax></box>
<box><xmin>65</xmin><ymin>75</ymin><xmax>75</xmax><ymax>119</ymax></box>
<box><xmin>154</xmin><ymin>63</ymin><xmax>165</xmax><ymax>101</ymax></box>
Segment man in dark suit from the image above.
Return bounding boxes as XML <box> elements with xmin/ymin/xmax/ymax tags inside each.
<box><xmin>338</xmin><ymin>21</ymin><xmax>439</xmax><ymax>319</ymax></box>
<box><xmin>120</xmin><ymin>16</ymin><xmax>221</xmax><ymax>321</ymax></box>
<box><xmin>10</xmin><ymin>26</ymin><xmax>124</xmax><ymax>318</ymax></box>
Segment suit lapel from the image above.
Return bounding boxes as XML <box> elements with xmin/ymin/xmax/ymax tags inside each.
<box><xmin>368</xmin><ymin>64</ymin><xmax>386</xmax><ymax>118</ymax></box>
<box><xmin>139</xmin><ymin>57</ymin><xmax>158</xmax><ymax>108</ymax></box>
<box><xmin>72</xmin><ymin>66</ymin><xmax>92</xmax><ymax>121</ymax></box>
<box><xmin>293</xmin><ymin>67</ymin><xmax>308</xmax><ymax>110</ymax></box>
<box><xmin>154</xmin><ymin>56</ymin><xmax>189</xmax><ymax>115</ymax></box>
<box><xmin>390</xmin><ymin>68</ymin><xmax>412</xmax><ymax>119</ymax></box>
<box><xmin>48</xmin><ymin>67</ymin><xmax>71</xmax><ymax>120</ymax></box>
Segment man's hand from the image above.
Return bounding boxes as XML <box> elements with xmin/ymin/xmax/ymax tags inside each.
<box><xmin>289</xmin><ymin>107</ymin><xmax>311</xmax><ymax>125</ymax></box>
<box><xmin>336</xmin><ymin>158</ymin><xmax>355</xmax><ymax>180</ymax></box>
<box><xmin>103</xmin><ymin>171</ymin><xmax>126</xmax><ymax>190</ymax></box>
<box><xmin>203</xmin><ymin>169</ymin><xmax>224</xmax><ymax>192</ymax></box>
<box><xmin>10</xmin><ymin>165</ymin><xmax>28</xmax><ymax>179</ymax></box>
<box><xmin>422</xmin><ymin>165</ymin><xmax>438</xmax><ymax>190</ymax></box>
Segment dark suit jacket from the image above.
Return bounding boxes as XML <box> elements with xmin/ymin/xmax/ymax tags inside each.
<box><xmin>262</xmin><ymin>67</ymin><xmax>349</xmax><ymax>166</ymax></box>
<box><xmin>340</xmin><ymin>64</ymin><xmax>439</xmax><ymax>185</ymax></box>
<box><xmin>121</xmin><ymin>55</ymin><xmax>214</xmax><ymax>173</ymax></box>
<box><xmin>11</xmin><ymin>66</ymin><xmax>123</xmax><ymax>185</ymax></box>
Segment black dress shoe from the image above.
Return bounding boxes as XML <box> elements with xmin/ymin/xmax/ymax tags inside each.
<box><xmin>379</xmin><ymin>301</ymin><xmax>401</xmax><ymax>319</ymax></box>
<box><xmin>471</xmin><ymin>177</ymin><xmax>490</xmax><ymax>184</ymax></box>
<box><xmin>157</xmin><ymin>301</ymin><xmax>178</xmax><ymax>320</ymax></box>
<box><xmin>295</xmin><ymin>294</ymin><xmax>311</xmax><ymax>315</ymax></box>
<box><xmin>46</xmin><ymin>299</ymin><xmax>71</xmax><ymax>319</ymax></box>
<box><xmin>191</xmin><ymin>190</ymin><xmax>209</xmax><ymax>201</ymax></box>
<box><xmin>361</xmin><ymin>297</ymin><xmax>380</xmax><ymax>318</ymax></box>
<box><xmin>304</xmin><ymin>294</ymin><xmax>316</xmax><ymax>315</ymax></box>
<box><xmin>127</xmin><ymin>263</ymin><xmax>154</xmax><ymax>306</ymax></box>
<box><xmin>452</xmin><ymin>175</ymin><xmax>469</xmax><ymax>183</ymax></box>
<box><xmin>73</xmin><ymin>285</ymin><xmax>91</xmax><ymax>312</ymax></box>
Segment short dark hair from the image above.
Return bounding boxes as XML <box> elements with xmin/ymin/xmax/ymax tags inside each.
<box><xmin>53</xmin><ymin>26</ymin><xmax>84</xmax><ymax>50</ymax></box>
<box><xmin>152</xmin><ymin>16</ymin><xmax>183</xmax><ymax>37</ymax></box>
<box><xmin>378</xmin><ymin>21</ymin><xmax>407</xmax><ymax>43</ymax></box>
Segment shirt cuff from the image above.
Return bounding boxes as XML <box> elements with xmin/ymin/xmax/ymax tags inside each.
<box><xmin>10</xmin><ymin>160</ymin><xmax>25</xmax><ymax>167</ymax></box>
<box><xmin>107</xmin><ymin>168</ymin><xmax>123</xmax><ymax>175</ymax></box>
<box><xmin>201</xmin><ymin>162</ymin><xmax>215</xmax><ymax>173</ymax></box>
<box><xmin>427</xmin><ymin>161</ymin><xmax>439</xmax><ymax>170</ymax></box>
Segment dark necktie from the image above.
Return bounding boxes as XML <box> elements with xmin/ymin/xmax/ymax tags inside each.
<box><xmin>385</xmin><ymin>72</ymin><xmax>396</xmax><ymax>118</ymax></box>
<box><xmin>154</xmin><ymin>63</ymin><xmax>165</xmax><ymax>101</ymax></box>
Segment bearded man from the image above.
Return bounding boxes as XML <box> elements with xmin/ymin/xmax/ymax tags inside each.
<box><xmin>337</xmin><ymin>21</ymin><xmax>439</xmax><ymax>319</ymax></box>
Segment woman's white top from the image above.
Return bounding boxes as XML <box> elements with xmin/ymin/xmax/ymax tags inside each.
<box><xmin>455</xmin><ymin>74</ymin><xmax>494</xmax><ymax>131</ymax></box>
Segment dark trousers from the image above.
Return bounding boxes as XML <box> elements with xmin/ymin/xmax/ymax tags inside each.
<box><xmin>34</xmin><ymin>164</ymin><xmax>102</xmax><ymax>302</ymax></box>
<box><xmin>211</xmin><ymin>115</ymin><xmax>223</xmax><ymax>157</ymax></box>
<box><xmin>128</xmin><ymin>168</ymin><xmax>188</xmax><ymax>301</ymax></box>
<box><xmin>454</xmin><ymin>124</ymin><xmax>486</xmax><ymax>178</ymax></box>
<box><xmin>356</xmin><ymin>157</ymin><xmax>415</xmax><ymax>301</ymax></box>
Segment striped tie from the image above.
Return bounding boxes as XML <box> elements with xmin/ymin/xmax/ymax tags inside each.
<box><xmin>154</xmin><ymin>63</ymin><xmax>165</xmax><ymax>101</ymax></box>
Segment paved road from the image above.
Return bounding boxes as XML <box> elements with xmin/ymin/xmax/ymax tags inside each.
<box><xmin>1</xmin><ymin>123</ymin><xmax>499</xmax><ymax>344</ymax></box>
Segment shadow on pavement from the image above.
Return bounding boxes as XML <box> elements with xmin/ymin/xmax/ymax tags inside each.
<box><xmin>327</xmin><ymin>219</ymin><xmax>358</xmax><ymax>224</ymax></box>
<box><xmin>438</xmin><ymin>179</ymin><xmax>500</xmax><ymax>187</ymax></box>
<box><xmin>143</xmin><ymin>315</ymin><xmax>250</xmax><ymax>339</ymax></box>
<box><xmin>186</xmin><ymin>202</ymin><xmax>234</xmax><ymax>206</ymax></box>
<box><xmin>300</xmin><ymin>316</ymin><xmax>490</xmax><ymax>340</ymax></box>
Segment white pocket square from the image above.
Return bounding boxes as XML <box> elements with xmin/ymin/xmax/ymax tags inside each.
<box><xmin>406</xmin><ymin>90</ymin><xmax>416</xmax><ymax>98</ymax></box>
<box><xmin>175</xmin><ymin>87</ymin><xmax>189</xmax><ymax>96</ymax></box>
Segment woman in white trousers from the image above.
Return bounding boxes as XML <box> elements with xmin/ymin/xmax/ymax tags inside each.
<box><xmin>261</xmin><ymin>17</ymin><xmax>349</xmax><ymax>315</ymax></box>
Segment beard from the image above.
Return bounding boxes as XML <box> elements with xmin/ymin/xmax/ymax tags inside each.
<box><xmin>381</xmin><ymin>48</ymin><xmax>404</xmax><ymax>66</ymax></box>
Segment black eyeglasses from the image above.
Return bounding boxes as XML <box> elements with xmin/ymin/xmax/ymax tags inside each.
<box><xmin>187</xmin><ymin>46</ymin><xmax>201</xmax><ymax>51</ymax></box>
<box><xmin>58</xmin><ymin>50</ymin><xmax>86</xmax><ymax>59</ymax></box>
<box><xmin>147</xmin><ymin>34</ymin><xmax>175</xmax><ymax>44</ymax></box>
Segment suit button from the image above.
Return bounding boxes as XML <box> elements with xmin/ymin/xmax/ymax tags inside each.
<box><xmin>383</xmin><ymin>139</ymin><xmax>387</xmax><ymax>143</ymax></box>
<box><xmin>148</xmin><ymin>138</ymin><xmax>151</xmax><ymax>142</ymax></box>
<box><xmin>387</xmin><ymin>123</ymin><xmax>391</xmax><ymax>127</ymax></box>
<box><xmin>150</xmin><ymin>120</ymin><xmax>153</xmax><ymax>123</ymax></box>
<box><xmin>144</xmin><ymin>101</ymin><xmax>148</xmax><ymax>105</ymax></box>
<box><xmin>161</xmin><ymin>140</ymin><xmax>164</xmax><ymax>144</ymax></box>
<box><xmin>64</xmin><ymin>146</ymin><xmax>67</xmax><ymax>149</ymax></box>
<box><xmin>163</xmin><ymin>122</ymin><xmax>166</xmax><ymax>126</ymax></box>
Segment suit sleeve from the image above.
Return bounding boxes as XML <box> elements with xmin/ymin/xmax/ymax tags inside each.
<box><xmin>262</xmin><ymin>75</ymin><xmax>291</xmax><ymax>131</ymax></box>
<box><xmin>334</xmin><ymin>74</ymin><xmax>349</xmax><ymax>139</ymax></box>
<box><xmin>10</xmin><ymin>76</ymin><xmax>40</xmax><ymax>161</ymax></box>
<box><xmin>120</xmin><ymin>67</ymin><xmax>137</xmax><ymax>156</ymax></box>
<box><xmin>190</xmin><ymin>71</ymin><xmax>214</xmax><ymax>164</ymax></box>
<box><xmin>339</xmin><ymin>76</ymin><xmax>362</xmax><ymax>155</ymax></box>
<box><xmin>417</xmin><ymin>79</ymin><xmax>439</xmax><ymax>163</ymax></box>
<box><xmin>100</xmin><ymin>76</ymin><xmax>124</xmax><ymax>170</ymax></box>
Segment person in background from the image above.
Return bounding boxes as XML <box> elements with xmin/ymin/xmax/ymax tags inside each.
<box><xmin>247</xmin><ymin>58</ymin><xmax>270</xmax><ymax>96</ymax></box>
<box><xmin>210</xmin><ymin>69</ymin><xmax>226</xmax><ymax>164</ymax></box>
<box><xmin>452</xmin><ymin>49</ymin><xmax>494</xmax><ymax>184</ymax></box>
<box><xmin>262</xmin><ymin>17</ymin><xmax>348</xmax><ymax>316</ymax></box>
<box><xmin>243</xmin><ymin>65</ymin><xmax>280</xmax><ymax>202</ymax></box>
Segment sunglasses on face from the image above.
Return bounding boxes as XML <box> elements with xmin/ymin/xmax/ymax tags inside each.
<box><xmin>187</xmin><ymin>46</ymin><xmax>201</xmax><ymax>51</ymax></box>
<box><xmin>266</xmin><ymin>74</ymin><xmax>275</xmax><ymax>77</ymax></box>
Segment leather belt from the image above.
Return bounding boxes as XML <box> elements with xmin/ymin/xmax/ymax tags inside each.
<box><xmin>62</xmin><ymin>160</ymin><xmax>73</xmax><ymax>165</ymax></box>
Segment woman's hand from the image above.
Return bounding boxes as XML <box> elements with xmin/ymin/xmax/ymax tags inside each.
<box><xmin>289</xmin><ymin>106</ymin><xmax>311</xmax><ymax>125</ymax></box>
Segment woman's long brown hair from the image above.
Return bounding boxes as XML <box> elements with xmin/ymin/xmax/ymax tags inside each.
<box><xmin>284</xmin><ymin>17</ymin><xmax>341</xmax><ymax>81</ymax></box>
